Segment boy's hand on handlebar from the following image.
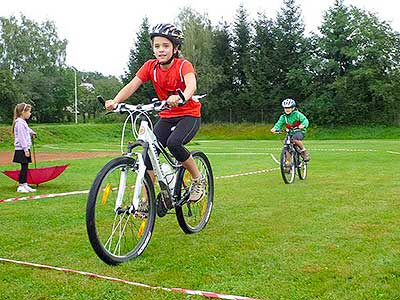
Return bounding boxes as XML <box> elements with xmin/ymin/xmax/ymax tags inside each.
<box><xmin>270</xmin><ymin>128</ymin><xmax>277</xmax><ymax>133</ymax></box>
<box><xmin>167</xmin><ymin>95</ymin><xmax>180</xmax><ymax>107</ymax></box>
<box><xmin>105</xmin><ymin>99</ymin><xmax>117</xmax><ymax>111</ymax></box>
<box><xmin>298</xmin><ymin>124</ymin><xmax>305</xmax><ymax>129</ymax></box>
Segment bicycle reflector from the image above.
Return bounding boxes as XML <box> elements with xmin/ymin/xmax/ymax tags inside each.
<box><xmin>102</xmin><ymin>183</ymin><xmax>112</xmax><ymax>205</ymax></box>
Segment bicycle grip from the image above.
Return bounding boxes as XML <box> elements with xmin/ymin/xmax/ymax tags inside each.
<box><xmin>176</xmin><ymin>89</ymin><xmax>186</xmax><ymax>106</ymax></box>
<box><xmin>97</xmin><ymin>95</ymin><xmax>106</xmax><ymax>106</ymax></box>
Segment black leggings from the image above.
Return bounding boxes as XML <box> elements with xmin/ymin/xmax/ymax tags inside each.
<box><xmin>19</xmin><ymin>163</ymin><xmax>28</xmax><ymax>184</ymax></box>
<box><xmin>145</xmin><ymin>116</ymin><xmax>200</xmax><ymax>170</ymax></box>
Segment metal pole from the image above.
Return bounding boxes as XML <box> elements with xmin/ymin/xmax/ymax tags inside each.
<box><xmin>72</xmin><ymin>67</ymin><xmax>78</xmax><ymax>124</ymax></box>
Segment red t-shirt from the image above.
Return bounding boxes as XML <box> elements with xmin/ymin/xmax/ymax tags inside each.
<box><xmin>136</xmin><ymin>58</ymin><xmax>201</xmax><ymax>118</ymax></box>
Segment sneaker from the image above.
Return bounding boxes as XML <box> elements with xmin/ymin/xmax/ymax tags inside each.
<box><xmin>23</xmin><ymin>183</ymin><xmax>36</xmax><ymax>192</ymax></box>
<box><xmin>17</xmin><ymin>185</ymin><xmax>29</xmax><ymax>193</ymax></box>
<box><xmin>137</xmin><ymin>198</ymin><xmax>148</xmax><ymax>213</ymax></box>
<box><xmin>135</xmin><ymin>198</ymin><xmax>148</xmax><ymax>218</ymax></box>
<box><xmin>189</xmin><ymin>175</ymin><xmax>206</xmax><ymax>203</ymax></box>
<box><xmin>301</xmin><ymin>150</ymin><xmax>310</xmax><ymax>162</ymax></box>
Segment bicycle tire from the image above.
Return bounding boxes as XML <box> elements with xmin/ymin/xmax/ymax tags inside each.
<box><xmin>175</xmin><ymin>151</ymin><xmax>214</xmax><ymax>234</ymax></box>
<box><xmin>296</xmin><ymin>152</ymin><xmax>308</xmax><ymax>180</ymax></box>
<box><xmin>86</xmin><ymin>156</ymin><xmax>156</xmax><ymax>265</ymax></box>
<box><xmin>280</xmin><ymin>147</ymin><xmax>296</xmax><ymax>184</ymax></box>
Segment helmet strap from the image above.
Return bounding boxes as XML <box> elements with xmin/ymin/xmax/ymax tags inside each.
<box><xmin>159</xmin><ymin>54</ymin><xmax>174</xmax><ymax>66</ymax></box>
<box><xmin>159</xmin><ymin>48</ymin><xmax>178</xmax><ymax>66</ymax></box>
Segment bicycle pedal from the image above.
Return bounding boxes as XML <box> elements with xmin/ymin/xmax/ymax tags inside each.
<box><xmin>159</xmin><ymin>189</ymin><xmax>173</xmax><ymax>209</ymax></box>
<box><xmin>156</xmin><ymin>193</ymin><xmax>168</xmax><ymax>218</ymax></box>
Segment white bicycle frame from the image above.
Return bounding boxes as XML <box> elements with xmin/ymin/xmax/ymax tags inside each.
<box><xmin>108</xmin><ymin>95</ymin><xmax>206</xmax><ymax>213</ymax></box>
<box><xmin>129</xmin><ymin>119</ymin><xmax>174</xmax><ymax>213</ymax></box>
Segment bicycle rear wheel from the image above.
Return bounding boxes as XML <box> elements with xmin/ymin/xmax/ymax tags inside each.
<box><xmin>280</xmin><ymin>147</ymin><xmax>296</xmax><ymax>184</ymax></box>
<box><xmin>175</xmin><ymin>151</ymin><xmax>214</xmax><ymax>234</ymax></box>
<box><xmin>86</xmin><ymin>156</ymin><xmax>156</xmax><ymax>265</ymax></box>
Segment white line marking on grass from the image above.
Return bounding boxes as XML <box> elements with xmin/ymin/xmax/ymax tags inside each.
<box><xmin>1</xmin><ymin>164</ymin><xmax>280</xmax><ymax>203</ymax></box>
<box><xmin>270</xmin><ymin>154</ymin><xmax>280</xmax><ymax>165</ymax></box>
<box><xmin>0</xmin><ymin>190</ymin><xmax>89</xmax><ymax>203</ymax></box>
<box><xmin>0</xmin><ymin>258</ymin><xmax>257</xmax><ymax>300</ymax></box>
<box><xmin>215</xmin><ymin>167</ymin><xmax>279</xmax><ymax>179</ymax></box>
<box><xmin>207</xmin><ymin>152</ymin><xmax>271</xmax><ymax>155</ymax></box>
<box><xmin>311</xmin><ymin>148</ymin><xmax>378</xmax><ymax>152</ymax></box>
<box><xmin>387</xmin><ymin>151</ymin><xmax>400</xmax><ymax>155</ymax></box>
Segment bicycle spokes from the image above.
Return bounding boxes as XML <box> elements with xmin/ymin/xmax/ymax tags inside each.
<box><xmin>175</xmin><ymin>151</ymin><xmax>214</xmax><ymax>234</ymax></box>
<box><xmin>86</xmin><ymin>157</ymin><xmax>156</xmax><ymax>265</ymax></box>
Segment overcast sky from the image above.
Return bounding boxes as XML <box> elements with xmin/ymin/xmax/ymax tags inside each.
<box><xmin>2</xmin><ymin>0</ymin><xmax>400</xmax><ymax>77</ymax></box>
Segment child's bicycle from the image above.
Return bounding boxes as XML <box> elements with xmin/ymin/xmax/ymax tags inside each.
<box><xmin>276</xmin><ymin>128</ymin><xmax>308</xmax><ymax>184</ymax></box>
<box><xmin>86</xmin><ymin>94</ymin><xmax>214</xmax><ymax>265</ymax></box>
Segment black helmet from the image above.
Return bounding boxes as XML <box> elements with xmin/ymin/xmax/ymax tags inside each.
<box><xmin>150</xmin><ymin>23</ymin><xmax>184</xmax><ymax>48</ymax></box>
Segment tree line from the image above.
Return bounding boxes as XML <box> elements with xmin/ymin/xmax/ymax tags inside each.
<box><xmin>1</xmin><ymin>0</ymin><xmax>399</xmax><ymax>126</ymax></box>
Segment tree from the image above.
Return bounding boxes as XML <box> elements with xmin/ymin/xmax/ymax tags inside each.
<box><xmin>270</xmin><ymin>0</ymin><xmax>311</xmax><ymax>117</ymax></box>
<box><xmin>0</xmin><ymin>14</ymin><xmax>70</xmax><ymax>123</ymax></box>
<box><xmin>248</xmin><ymin>13</ymin><xmax>276</xmax><ymax>122</ymax></box>
<box><xmin>207</xmin><ymin>21</ymin><xmax>236</xmax><ymax>122</ymax></box>
<box><xmin>0</xmin><ymin>14</ymin><xmax>66</xmax><ymax>77</ymax></box>
<box><xmin>122</xmin><ymin>17</ymin><xmax>154</xmax><ymax>103</ymax></box>
<box><xmin>0</xmin><ymin>69</ymin><xmax>20</xmax><ymax>123</ymax></box>
<box><xmin>177</xmin><ymin>7</ymin><xmax>226</xmax><ymax>121</ymax></box>
<box><xmin>77</xmin><ymin>72</ymin><xmax>123</xmax><ymax>121</ymax></box>
<box><xmin>308</xmin><ymin>0</ymin><xmax>400</xmax><ymax>125</ymax></box>
<box><xmin>232</xmin><ymin>4</ymin><xmax>252</xmax><ymax>96</ymax></box>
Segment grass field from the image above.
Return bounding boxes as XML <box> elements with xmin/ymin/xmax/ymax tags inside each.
<box><xmin>0</xmin><ymin>138</ymin><xmax>399</xmax><ymax>299</ymax></box>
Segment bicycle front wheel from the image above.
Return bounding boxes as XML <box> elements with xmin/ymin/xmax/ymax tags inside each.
<box><xmin>297</xmin><ymin>153</ymin><xmax>308</xmax><ymax>180</ymax></box>
<box><xmin>175</xmin><ymin>151</ymin><xmax>214</xmax><ymax>234</ymax></box>
<box><xmin>86</xmin><ymin>156</ymin><xmax>156</xmax><ymax>265</ymax></box>
<box><xmin>280</xmin><ymin>147</ymin><xmax>296</xmax><ymax>184</ymax></box>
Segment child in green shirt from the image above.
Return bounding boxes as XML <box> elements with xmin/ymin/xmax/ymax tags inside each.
<box><xmin>271</xmin><ymin>98</ymin><xmax>310</xmax><ymax>161</ymax></box>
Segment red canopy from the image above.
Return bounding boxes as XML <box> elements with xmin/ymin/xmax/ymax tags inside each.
<box><xmin>2</xmin><ymin>164</ymin><xmax>69</xmax><ymax>185</ymax></box>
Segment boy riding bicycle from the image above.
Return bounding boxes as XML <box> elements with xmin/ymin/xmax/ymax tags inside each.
<box><xmin>105</xmin><ymin>23</ymin><xmax>205</xmax><ymax>202</ymax></box>
<box><xmin>270</xmin><ymin>98</ymin><xmax>311</xmax><ymax>162</ymax></box>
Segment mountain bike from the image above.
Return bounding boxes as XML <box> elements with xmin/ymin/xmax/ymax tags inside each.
<box><xmin>86</xmin><ymin>93</ymin><xmax>214</xmax><ymax>265</ymax></box>
<box><xmin>277</xmin><ymin>128</ymin><xmax>308</xmax><ymax>184</ymax></box>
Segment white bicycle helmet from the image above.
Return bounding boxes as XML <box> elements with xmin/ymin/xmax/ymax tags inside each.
<box><xmin>281</xmin><ymin>98</ymin><xmax>296</xmax><ymax>108</ymax></box>
<box><xmin>150</xmin><ymin>23</ymin><xmax>184</xmax><ymax>47</ymax></box>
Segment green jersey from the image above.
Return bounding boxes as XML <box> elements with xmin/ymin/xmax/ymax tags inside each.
<box><xmin>273</xmin><ymin>110</ymin><xmax>309</xmax><ymax>133</ymax></box>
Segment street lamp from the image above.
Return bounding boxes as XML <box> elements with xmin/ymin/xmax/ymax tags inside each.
<box><xmin>72</xmin><ymin>66</ymin><xmax>78</xmax><ymax>124</ymax></box>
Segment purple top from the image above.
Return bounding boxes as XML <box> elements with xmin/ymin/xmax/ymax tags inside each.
<box><xmin>14</xmin><ymin>118</ymin><xmax>36</xmax><ymax>151</ymax></box>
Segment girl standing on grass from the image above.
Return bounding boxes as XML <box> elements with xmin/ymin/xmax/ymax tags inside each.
<box><xmin>12</xmin><ymin>103</ymin><xmax>37</xmax><ymax>193</ymax></box>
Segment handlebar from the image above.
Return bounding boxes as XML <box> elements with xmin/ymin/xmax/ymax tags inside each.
<box><xmin>273</xmin><ymin>127</ymin><xmax>301</xmax><ymax>134</ymax></box>
<box><xmin>97</xmin><ymin>90</ymin><xmax>207</xmax><ymax>114</ymax></box>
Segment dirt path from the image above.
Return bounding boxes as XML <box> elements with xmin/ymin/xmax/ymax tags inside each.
<box><xmin>0</xmin><ymin>151</ymin><xmax>119</xmax><ymax>165</ymax></box>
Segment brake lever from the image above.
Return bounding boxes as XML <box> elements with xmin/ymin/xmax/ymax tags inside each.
<box><xmin>97</xmin><ymin>95</ymin><xmax>106</xmax><ymax>106</ymax></box>
<box><xmin>177</xmin><ymin>88</ymin><xmax>186</xmax><ymax>106</ymax></box>
<box><xmin>96</xmin><ymin>95</ymin><xmax>112</xmax><ymax>114</ymax></box>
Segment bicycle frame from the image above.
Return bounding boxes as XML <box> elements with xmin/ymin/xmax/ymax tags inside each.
<box><xmin>129</xmin><ymin>118</ymin><xmax>180</xmax><ymax>211</ymax></box>
<box><xmin>110</xmin><ymin>100</ymin><xmax>183</xmax><ymax>213</ymax></box>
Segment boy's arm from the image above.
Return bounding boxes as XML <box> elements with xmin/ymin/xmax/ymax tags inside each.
<box><xmin>298</xmin><ymin>112</ymin><xmax>309</xmax><ymax>128</ymax></box>
<box><xmin>271</xmin><ymin>115</ymin><xmax>285</xmax><ymax>132</ymax></box>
